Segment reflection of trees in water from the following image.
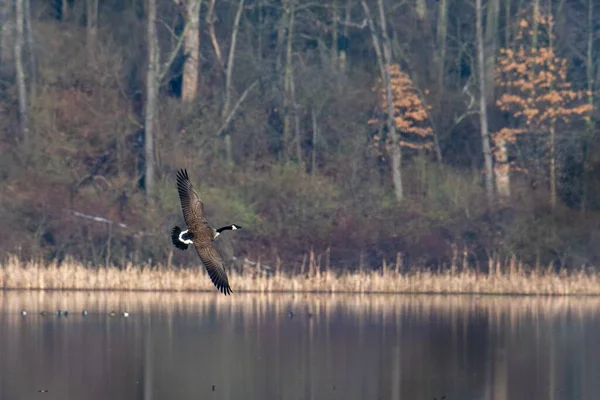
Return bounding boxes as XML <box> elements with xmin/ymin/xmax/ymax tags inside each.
<box><xmin>0</xmin><ymin>293</ymin><xmax>598</xmax><ymax>399</ymax></box>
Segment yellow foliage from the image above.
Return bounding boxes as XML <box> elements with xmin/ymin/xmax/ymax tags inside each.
<box><xmin>494</xmin><ymin>8</ymin><xmax>592</xmax><ymax>172</ymax></box>
<box><xmin>491</xmin><ymin>7</ymin><xmax>592</xmax><ymax>185</ymax></box>
<box><xmin>369</xmin><ymin>63</ymin><xmax>434</xmax><ymax>155</ymax></box>
<box><xmin>496</xmin><ymin>11</ymin><xmax>591</xmax><ymax>133</ymax></box>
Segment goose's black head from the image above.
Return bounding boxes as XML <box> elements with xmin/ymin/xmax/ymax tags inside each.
<box><xmin>214</xmin><ymin>224</ymin><xmax>242</xmax><ymax>239</ymax></box>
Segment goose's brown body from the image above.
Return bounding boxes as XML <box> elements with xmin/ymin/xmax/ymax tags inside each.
<box><xmin>173</xmin><ymin>169</ymin><xmax>233</xmax><ymax>295</ymax></box>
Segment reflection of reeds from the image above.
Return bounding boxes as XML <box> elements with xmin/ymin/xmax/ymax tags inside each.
<box><xmin>3</xmin><ymin>291</ymin><xmax>600</xmax><ymax>323</ymax></box>
<box><xmin>1</xmin><ymin>255</ymin><xmax>600</xmax><ymax>294</ymax></box>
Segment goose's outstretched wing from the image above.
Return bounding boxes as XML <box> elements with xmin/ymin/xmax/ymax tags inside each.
<box><xmin>195</xmin><ymin>244</ymin><xmax>232</xmax><ymax>295</ymax></box>
<box><xmin>176</xmin><ymin>169</ymin><xmax>205</xmax><ymax>227</ymax></box>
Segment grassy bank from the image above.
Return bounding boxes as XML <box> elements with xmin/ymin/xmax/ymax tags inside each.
<box><xmin>1</xmin><ymin>256</ymin><xmax>600</xmax><ymax>295</ymax></box>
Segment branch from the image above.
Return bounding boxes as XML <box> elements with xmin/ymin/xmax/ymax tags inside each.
<box><xmin>223</xmin><ymin>0</ymin><xmax>245</xmax><ymax>114</ymax></box>
<box><xmin>452</xmin><ymin>75</ymin><xmax>479</xmax><ymax>127</ymax></box>
<box><xmin>390</xmin><ymin>0</ymin><xmax>411</xmax><ymax>12</ymax></box>
<box><xmin>207</xmin><ymin>0</ymin><xmax>224</xmax><ymax>71</ymax></box>
<box><xmin>215</xmin><ymin>79</ymin><xmax>259</xmax><ymax>137</ymax></box>
<box><xmin>333</xmin><ymin>15</ymin><xmax>367</xmax><ymax>29</ymax></box>
<box><xmin>65</xmin><ymin>209</ymin><xmax>129</xmax><ymax>230</ymax></box>
<box><xmin>156</xmin><ymin>17</ymin><xmax>180</xmax><ymax>40</ymax></box>
<box><xmin>360</xmin><ymin>0</ymin><xmax>385</xmax><ymax>78</ymax></box>
<box><xmin>157</xmin><ymin>1</ymin><xmax>202</xmax><ymax>82</ymax></box>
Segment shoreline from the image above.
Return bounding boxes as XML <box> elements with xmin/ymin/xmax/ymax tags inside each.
<box><xmin>1</xmin><ymin>257</ymin><xmax>599</xmax><ymax>296</ymax></box>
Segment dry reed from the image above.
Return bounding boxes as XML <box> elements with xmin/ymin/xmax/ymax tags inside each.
<box><xmin>1</xmin><ymin>254</ymin><xmax>599</xmax><ymax>295</ymax></box>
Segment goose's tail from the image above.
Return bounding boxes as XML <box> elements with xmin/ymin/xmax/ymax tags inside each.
<box><xmin>171</xmin><ymin>226</ymin><xmax>192</xmax><ymax>251</ymax></box>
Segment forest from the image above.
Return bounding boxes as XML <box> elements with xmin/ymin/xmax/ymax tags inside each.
<box><xmin>0</xmin><ymin>0</ymin><xmax>598</xmax><ymax>274</ymax></box>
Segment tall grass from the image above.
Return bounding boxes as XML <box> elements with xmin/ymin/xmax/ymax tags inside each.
<box><xmin>1</xmin><ymin>254</ymin><xmax>600</xmax><ymax>295</ymax></box>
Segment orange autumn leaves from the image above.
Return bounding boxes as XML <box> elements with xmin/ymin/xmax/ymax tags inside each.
<box><xmin>494</xmin><ymin>12</ymin><xmax>591</xmax><ymax>147</ymax></box>
<box><xmin>368</xmin><ymin>64</ymin><xmax>434</xmax><ymax>155</ymax></box>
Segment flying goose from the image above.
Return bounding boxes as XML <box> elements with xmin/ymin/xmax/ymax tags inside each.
<box><xmin>170</xmin><ymin>169</ymin><xmax>242</xmax><ymax>295</ymax></box>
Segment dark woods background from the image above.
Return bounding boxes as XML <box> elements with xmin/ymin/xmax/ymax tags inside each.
<box><xmin>0</xmin><ymin>0</ymin><xmax>599</xmax><ymax>272</ymax></box>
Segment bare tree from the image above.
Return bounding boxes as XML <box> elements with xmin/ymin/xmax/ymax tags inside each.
<box><xmin>484</xmin><ymin>0</ymin><xmax>500</xmax><ymax>102</ymax></box>
<box><xmin>361</xmin><ymin>0</ymin><xmax>403</xmax><ymax>201</ymax></box>
<box><xmin>281</xmin><ymin>0</ymin><xmax>302</xmax><ymax>163</ymax></box>
<box><xmin>15</xmin><ymin>0</ymin><xmax>28</xmax><ymax>143</ymax></box>
<box><xmin>547</xmin><ymin>4</ymin><xmax>556</xmax><ymax>210</ymax></box>
<box><xmin>331</xmin><ymin>0</ymin><xmax>338</xmax><ymax>66</ymax></box>
<box><xmin>61</xmin><ymin>0</ymin><xmax>69</xmax><ymax>21</ymax></box>
<box><xmin>24</xmin><ymin>0</ymin><xmax>35</xmax><ymax>99</ymax></box>
<box><xmin>504</xmin><ymin>0</ymin><xmax>511</xmax><ymax>48</ymax></box>
<box><xmin>415</xmin><ymin>0</ymin><xmax>426</xmax><ymax>23</ymax></box>
<box><xmin>221</xmin><ymin>0</ymin><xmax>245</xmax><ymax>164</ymax></box>
<box><xmin>86</xmin><ymin>0</ymin><xmax>98</xmax><ymax>66</ymax></box>
<box><xmin>311</xmin><ymin>107</ymin><xmax>318</xmax><ymax>175</ymax></box>
<box><xmin>206</xmin><ymin>0</ymin><xmax>224</xmax><ymax>71</ymax></box>
<box><xmin>180</xmin><ymin>0</ymin><xmax>202</xmax><ymax>102</ymax></box>
<box><xmin>531</xmin><ymin>0</ymin><xmax>540</xmax><ymax>49</ymax></box>
<box><xmin>280</xmin><ymin>0</ymin><xmax>292</xmax><ymax>161</ymax></box>
<box><xmin>581</xmin><ymin>0</ymin><xmax>598</xmax><ymax>212</ymax></box>
<box><xmin>339</xmin><ymin>0</ymin><xmax>352</xmax><ymax>71</ymax></box>
<box><xmin>436</xmin><ymin>0</ymin><xmax>448</xmax><ymax>92</ymax></box>
<box><xmin>0</xmin><ymin>0</ymin><xmax>13</xmax><ymax>65</ymax></box>
<box><xmin>144</xmin><ymin>0</ymin><xmax>199</xmax><ymax>196</ymax></box>
<box><xmin>476</xmin><ymin>0</ymin><xmax>494</xmax><ymax>203</ymax></box>
<box><xmin>145</xmin><ymin>0</ymin><xmax>159</xmax><ymax>198</ymax></box>
<box><xmin>275</xmin><ymin>0</ymin><xmax>287</xmax><ymax>72</ymax></box>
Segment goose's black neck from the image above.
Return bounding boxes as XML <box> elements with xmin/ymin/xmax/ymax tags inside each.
<box><xmin>216</xmin><ymin>224</ymin><xmax>241</xmax><ymax>233</ymax></box>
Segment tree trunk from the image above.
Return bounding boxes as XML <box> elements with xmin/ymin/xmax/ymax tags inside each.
<box><xmin>282</xmin><ymin>0</ymin><xmax>295</xmax><ymax>162</ymax></box>
<box><xmin>275</xmin><ymin>0</ymin><xmax>287</xmax><ymax>73</ymax></box>
<box><xmin>493</xmin><ymin>137</ymin><xmax>510</xmax><ymax>197</ymax></box>
<box><xmin>531</xmin><ymin>0</ymin><xmax>540</xmax><ymax>49</ymax></box>
<box><xmin>504</xmin><ymin>0</ymin><xmax>511</xmax><ymax>48</ymax></box>
<box><xmin>145</xmin><ymin>0</ymin><xmax>159</xmax><ymax>198</ymax></box>
<box><xmin>547</xmin><ymin>4</ymin><xmax>556</xmax><ymax>210</ymax></box>
<box><xmin>549</xmin><ymin>122</ymin><xmax>556</xmax><ymax>209</ymax></box>
<box><xmin>24</xmin><ymin>0</ymin><xmax>35</xmax><ymax>100</ymax></box>
<box><xmin>484</xmin><ymin>0</ymin><xmax>499</xmax><ymax>103</ymax></box>
<box><xmin>311</xmin><ymin>107</ymin><xmax>318</xmax><ymax>175</ymax></box>
<box><xmin>339</xmin><ymin>0</ymin><xmax>351</xmax><ymax>71</ymax></box>
<box><xmin>86</xmin><ymin>0</ymin><xmax>98</xmax><ymax>66</ymax></box>
<box><xmin>434</xmin><ymin>0</ymin><xmax>448</xmax><ymax>163</ymax></box>
<box><xmin>0</xmin><ymin>0</ymin><xmax>13</xmax><ymax>66</ymax></box>
<box><xmin>331</xmin><ymin>0</ymin><xmax>338</xmax><ymax>67</ymax></box>
<box><xmin>436</xmin><ymin>0</ymin><xmax>447</xmax><ymax>92</ymax></box>
<box><xmin>361</xmin><ymin>0</ymin><xmax>403</xmax><ymax>201</ymax></box>
<box><xmin>222</xmin><ymin>0</ymin><xmax>245</xmax><ymax>164</ymax></box>
<box><xmin>15</xmin><ymin>0</ymin><xmax>28</xmax><ymax>143</ymax></box>
<box><xmin>61</xmin><ymin>0</ymin><xmax>68</xmax><ymax>21</ymax></box>
<box><xmin>290</xmin><ymin>72</ymin><xmax>302</xmax><ymax>163</ymax></box>
<box><xmin>377</xmin><ymin>0</ymin><xmax>403</xmax><ymax>201</ymax></box>
<box><xmin>581</xmin><ymin>0</ymin><xmax>595</xmax><ymax>212</ymax></box>
<box><xmin>206</xmin><ymin>0</ymin><xmax>224</xmax><ymax>71</ymax></box>
<box><xmin>415</xmin><ymin>0</ymin><xmax>426</xmax><ymax>23</ymax></box>
<box><xmin>181</xmin><ymin>0</ymin><xmax>201</xmax><ymax>102</ymax></box>
<box><xmin>476</xmin><ymin>0</ymin><xmax>494</xmax><ymax>204</ymax></box>
<box><xmin>256</xmin><ymin>0</ymin><xmax>263</xmax><ymax>59</ymax></box>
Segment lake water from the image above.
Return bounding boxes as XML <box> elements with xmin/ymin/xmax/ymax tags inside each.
<box><xmin>0</xmin><ymin>291</ymin><xmax>599</xmax><ymax>400</ymax></box>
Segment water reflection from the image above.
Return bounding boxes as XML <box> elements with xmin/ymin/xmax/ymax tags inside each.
<box><xmin>0</xmin><ymin>292</ymin><xmax>599</xmax><ymax>400</ymax></box>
